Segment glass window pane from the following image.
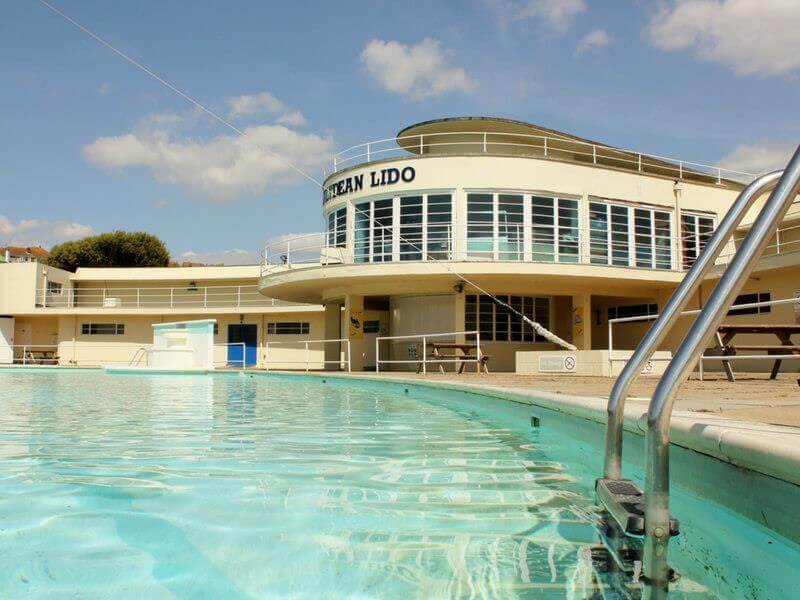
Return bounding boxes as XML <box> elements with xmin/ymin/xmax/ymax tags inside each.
<box><xmin>558</xmin><ymin>199</ymin><xmax>579</xmax><ymax>263</ymax></box>
<box><xmin>635</xmin><ymin>208</ymin><xmax>653</xmax><ymax>268</ymax></box>
<box><xmin>654</xmin><ymin>211</ymin><xmax>672</xmax><ymax>269</ymax></box>
<box><xmin>399</xmin><ymin>196</ymin><xmax>423</xmax><ymax>261</ymax></box>
<box><xmin>373</xmin><ymin>199</ymin><xmax>393</xmax><ymax>262</ymax></box>
<box><xmin>354</xmin><ymin>202</ymin><xmax>371</xmax><ymax>263</ymax></box>
<box><xmin>589</xmin><ymin>202</ymin><xmax>608</xmax><ymax>265</ymax></box>
<box><xmin>611</xmin><ymin>206</ymin><xmax>630</xmax><ymax>266</ymax></box>
<box><xmin>467</xmin><ymin>193</ymin><xmax>494</xmax><ymax>259</ymax></box>
<box><xmin>531</xmin><ymin>196</ymin><xmax>555</xmax><ymax>262</ymax></box>
<box><xmin>427</xmin><ymin>194</ymin><xmax>452</xmax><ymax>260</ymax></box>
<box><xmin>498</xmin><ymin>194</ymin><xmax>524</xmax><ymax>261</ymax></box>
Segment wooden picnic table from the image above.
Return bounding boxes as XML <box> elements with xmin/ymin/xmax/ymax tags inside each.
<box><xmin>714</xmin><ymin>324</ymin><xmax>800</xmax><ymax>381</ymax></box>
<box><xmin>416</xmin><ymin>342</ymin><xmax>490</xmax><ymax>374</ymax></box>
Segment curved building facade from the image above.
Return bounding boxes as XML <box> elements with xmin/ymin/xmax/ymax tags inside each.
<box><xmin>259</xmin><ymin>117</ymin><xmax>754</xmax><ymax>372</ymax></box>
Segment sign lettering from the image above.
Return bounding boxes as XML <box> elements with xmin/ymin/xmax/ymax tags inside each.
<box><xmin>324</xmin><ymin>166</ymin><xmax>415</xmax><ymax>203</ymax></box>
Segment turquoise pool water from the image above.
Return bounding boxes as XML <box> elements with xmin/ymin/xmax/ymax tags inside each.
<box><xmin>0</xmin><ymin>370</ymin><xmax>798</xmax><ymax>598</ymax></box>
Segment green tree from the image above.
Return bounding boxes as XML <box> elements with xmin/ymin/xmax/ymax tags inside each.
<box><xmin>47</xmin><ymin>231</ymin><xmax>171</xmax><ymax>271</ymax></box>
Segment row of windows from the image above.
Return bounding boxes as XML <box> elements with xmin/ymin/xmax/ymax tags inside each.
<box><xmin>266</xmin><ymin>322</ymin><xmax>310</xmax><ymax>335</ymax></box>
<box><xmin>465</xmin><ymin>294</ymin><xmax>550</xmax><ymax>342</ymax></box>
<box><xmin>607</xmin><ymin>303</ymin><xmax>659</xmax><ymax>321</ymax></box>
<box><xmin>81</xmin><ymin>323</ymin><xmax>125</xmax><ymax>335</ymax></box>
<box><xmin>327</xmin><ymin>193</ymin><xmax>714</xmax><ymax>270</ymax></box>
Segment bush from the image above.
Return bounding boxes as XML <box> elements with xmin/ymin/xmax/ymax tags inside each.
<box><xmin>47</xmin><ymin>231</ymin><xmax>171</xmax><ymax>271</ymax></box>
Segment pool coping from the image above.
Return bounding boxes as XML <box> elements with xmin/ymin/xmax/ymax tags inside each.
<box><xmin>264</xmin><ymin>370</ymin><xmax>800</xmax><ymax>488</ymax></box>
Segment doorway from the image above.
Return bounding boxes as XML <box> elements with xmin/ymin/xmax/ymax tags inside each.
<box><xmin>227</xmin><ymin>323</ymin><xmax>258</xmax><ymax>367</ymax></box>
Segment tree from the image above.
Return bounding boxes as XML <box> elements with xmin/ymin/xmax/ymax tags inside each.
<box><xmin>47</xmin><ymin>231</ymin><xmax>171</xmax><ymax>271</ymax></box>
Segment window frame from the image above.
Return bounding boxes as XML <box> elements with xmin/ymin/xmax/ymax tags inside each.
<box><xmin>465</xmin><ymin>294</ymin><xmax>551</xmax><ymax>343</ymax></box>
<box><xmin>266</xmin><ymin>322</ymin><xmax>311</xmax><ymax>335</ymax></box>
<box><xmin>680</xmin><ymin>212</ymin><xmax>716</xmax><ymax>270</ymax></box>
<box><xmin>81</xmin><ymin>323</ymin><xmax>125</xmax><ymax>335</ymax></box>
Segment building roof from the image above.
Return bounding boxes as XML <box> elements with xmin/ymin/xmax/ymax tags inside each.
<box><xmin>0</xmin><ymin>245</ymin><xmax>49</xmax><ymax>260</ymax></box>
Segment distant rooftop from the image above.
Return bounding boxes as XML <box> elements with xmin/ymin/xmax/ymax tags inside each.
<box><xmin>1</xmin><ymin>245</ymin><xmax>49</xmax><ymax>262</ymax></box>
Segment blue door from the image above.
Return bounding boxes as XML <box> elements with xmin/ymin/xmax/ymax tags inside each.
<box><xmin>227</xmin><ymin>324</ymin><xmax>258</xmax><ymax>367</ymax></box>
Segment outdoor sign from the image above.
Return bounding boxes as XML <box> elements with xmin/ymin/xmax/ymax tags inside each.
<box><xmin>539</xmin><ymin>354</ymin><xmax>577</xmax><ymax>373</ymax></box>
<box><xmin>349</xmin><ymin>310</ymin><xmax>364</xmax><ymax>340</ymax></box>
<box><xmin>324</xmin><ymin>166</ymin><xmax>416</xmax><ymax>203</ymax></box>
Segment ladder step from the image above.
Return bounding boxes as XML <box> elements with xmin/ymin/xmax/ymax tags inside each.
<box><xmin>596</xmin><ymin>478</ymin><xmax>679</xmax><ymax>537</ymax></box>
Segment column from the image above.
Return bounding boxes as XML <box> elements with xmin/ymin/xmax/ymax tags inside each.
<box><xmin>571</xmin><ymin>292</ymin><xmax>592</xmax><ymax>350</ymax></box>
<box><xmin>344</xmin><ymin>294</ymin><xmax>365</xmax><ymax>371</ymax></box>
<box><xmin>324</xmin><ymin>302</ymin><xmax>342</xmax><ymax>370</ymax></box>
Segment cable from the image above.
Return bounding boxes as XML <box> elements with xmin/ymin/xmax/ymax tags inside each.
<box><xmin>40</xmin><ymin>0</ymin><xmax>575</xmax><ymax>351</ymax></box>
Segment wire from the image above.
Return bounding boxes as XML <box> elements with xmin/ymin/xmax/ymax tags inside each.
<box><xmin>40</xmin><ymin>0</ymin><xmax>575</xmax><ymax>351</ymax></box>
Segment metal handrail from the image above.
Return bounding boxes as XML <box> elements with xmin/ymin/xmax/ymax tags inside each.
<box><xmin>328</xmin><ymin>130</ymin><xmax>756</xmax><ymax>185</ymax></box>
<box><xmin>600</xmin><ymin>170</ymin><xmax>782</xmax><ymax>481</ymax></box>
<box><xmin>641</xmin><ymin>148</ymin><xmax>800</xmax><ymax>597</ymax></box>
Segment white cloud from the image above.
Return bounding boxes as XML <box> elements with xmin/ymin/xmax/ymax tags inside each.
<box><xmin>512</xmin><ymin>0</ymin><xmax>587</xmax><ymax>31</ymax></box>
<box><xmin>97</xmin><ymin>82</ymin><xmax>114</xmax><ymax>95</ymax></box>
<box><xmin>227</xmin><ymin>91</ymin><xmax>307</xmax><ymax>125</ymax></box>
<box><xmin>83</xmin><ymin>112</ymin><xmax>334</xmax><ymax>202</ymax></box>
<box><xmin>717</xmin><ymin>140</ymin><xmax>796</xmax><ymax>174</ymax></box>
<box><xmin>648</xmin><ymin>0</ymin><xmax>800</xmax><ymax>76</ymax></box>
<box><xmin>0</xmin><ymin>215</ymin><xmax>93</xmax><ymax>247</ymax></box>
<box><xmin>576</xmin><ymin>29</ymin><xmax>612</xmax><ymax>54</ymax></box>
<box><xmin>360</xmin><ymin>38</ymin><xmax>477</xmax><ymax>101</ymax></box>
<box><xmin>179</xmin><ymin>248</ymin><xmax>260</xmax><ymax>265</ymax></box>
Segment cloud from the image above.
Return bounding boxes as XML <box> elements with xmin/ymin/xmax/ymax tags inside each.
<box><xmin>0</xmin><ymin>215</ymin><xmax>94</xmax><ymax>247</ymax></box>
<box><xmin>179</xmin><ymin>248</ymin><xmax>260</xmax><ymax>265</ymax></box>
<box><xmin>717</xmin><ymin>140</ymin><xmax>796</xmax><ymax>174</ymax></box>
<box><xmin>360</xmin><ymin>38</ymin><xmax>478</xmax><ymax>101</ymax></box>
<box><xmin>97</xmin><ymin>82</ymin><xmax>114</xmax><ymax>95</ymax></box>
<box><xmin>576</xmin><ymin>29</ymin><xmax>612</xmax><ymax>54</ymax></box>
<box><xmin>227</xmin><ymin>91</ymin><xmax>306</xmax><ymax>126</ymax></box>
<box><xmin>83</xmin><ymin>111</ymin><xmax>334</xmax><ymax>202</ymax></box>
<box><xmin>648</xmin><ymin>0</ymin><xmax>800</xmax><ymax>76</ymax></box>
<box><xmin>512</xmin><ymin>0</ymin><xmax>587</xmax><ymax>31</ymax></box>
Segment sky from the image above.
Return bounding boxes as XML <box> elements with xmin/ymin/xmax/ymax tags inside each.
<box><xmin>1</xmin><ymin>0</ymin><xmax>799</xmax><ymax>264</ymax></box>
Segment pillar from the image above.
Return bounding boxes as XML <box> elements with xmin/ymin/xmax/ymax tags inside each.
<box><xmin>344</xmin><ymin>294</ymin><xmax>365</xmax><ymax>371</ymax></box>
<box><xmin>571</xmin><ymin>293</ymin><xmax>592</xmax><ymax>350</ymax></box>
<box><xmin>324</xmin><ymin>302</ymin><xmax>342</xmax><ymax>370</ymax></box>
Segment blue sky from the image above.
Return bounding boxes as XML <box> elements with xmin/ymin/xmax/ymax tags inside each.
<box><xmin>2</xmin><ymin>0</ymin><xmax>799</xmax><ymax>263</ymax></box>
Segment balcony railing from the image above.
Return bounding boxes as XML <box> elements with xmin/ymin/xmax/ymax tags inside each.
<box><xmin>326</xmin><ymin>131</ymin><xmax>756</xmax><ymax>186</ymax></box>
<box><xmin>35</xmin><ymin>285</ymin><xmax>307</xmax><ymax>310</ymax></box>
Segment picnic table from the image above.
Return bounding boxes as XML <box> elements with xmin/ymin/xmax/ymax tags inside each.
<box><xmin>416</xmin><ymin>342</ymin><xmax>490</xmax><ymax>374</ymax></box>
<box><xmin>713</xmin><ymin>324</ymin><xmax>800</xmax><ymax>381</ymax></box>
<box><xmin>20</xmin><ymin>349</ymin><xmax>59</xmax><ymax>365</ymax></box>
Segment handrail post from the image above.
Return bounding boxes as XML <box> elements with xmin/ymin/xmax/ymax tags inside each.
<box><xmin>642</xmin><ymin>151</ymin><xmax>800</xmax><ymax>596</ymax></box>
<box><xmin>265</xmin><ymin>342</ymin><xmax>269</xmax><ymax>372</ymax></box>
<box><xmin>204</xmin><ymin>287</ymin><xmax>208</xmax><ymax>308</ymax></box>
<box><xmin>347</xmin><ymin>340</ymin><xmax>352</xmax><ymax>372</ymax></box>
<box><xmin>422</xmin><ymin>336</ymin><xmax>427</xmax><ymax>374</ymax></box>
<box><xmin>305</xmin><ymin>341</ymin><xmax>309</xmax><ymax>373</ymax></box>
<box><xmin>600</xmin><ymin>170</ymin><xmax>782</xmax><ymax>482</ymax></box>
<box><xmin>592</xmin><ymin>144</ymin><xmax>597</xmax><ymax>164</ymax></box>
<box><xmin>22</xmin><ymin>345</ymin><xmax>26</xmax><ymax>366</ymax></box>
<box><xmin>237</xmin><ymin>286</ymin><xmax>241</xmax><ymax>308</ymax></box>
<box><xmin>543</xmin><ymin>137</ymin><xmax>548</xmax><ymax>157</ymax></box>
<box><xmin>375</xmin><ymin>337</ymin><xmax>379</xmax><ymax>373</ymax></box>
<box><xmin>170</xmin><ymin>288</ymin><xmax>173</xmax><ymax>309</ymax></box>
<box><xmin>483</xmin><ymin>132</ymin><xmax>487</xmax><ymax>153</ymax></box>
<box><xmin>366</xmin><ymin>143</ymin><xmax>371</xmax><ymax>162</ymax></box>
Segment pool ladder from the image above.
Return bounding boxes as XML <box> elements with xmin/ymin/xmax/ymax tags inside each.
<box><xmin>596</xmin><ymin>145</ymin><xmax>800</xmax><ymax>598</ymax></box>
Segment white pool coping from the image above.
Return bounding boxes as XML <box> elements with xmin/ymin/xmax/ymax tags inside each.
<box><xmin>277</xmin><ymin>371</ymin><xmax>800</xmax><ymax>488</ymax></box>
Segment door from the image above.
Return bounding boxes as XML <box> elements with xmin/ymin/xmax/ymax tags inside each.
<box><xmin>227</xmin><ymin>324</ymin><xmax>258</xmax><ymax>367</ymax></box>
<box><xmin>0</xmin><ymin>317</ymin><xmax>13</xmax><ymax>364</ymax></box>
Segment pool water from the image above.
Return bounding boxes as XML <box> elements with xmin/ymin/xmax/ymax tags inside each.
<box><xmin>0</xmin><ymin>370</ymin><xmax>797</xmax><ymax>598</ymax></box>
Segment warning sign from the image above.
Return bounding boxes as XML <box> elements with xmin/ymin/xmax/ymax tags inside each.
<box><xmin>539</xmin><ymin>354</ymin><xmax>578</xmax><ymax>373</ymax></box>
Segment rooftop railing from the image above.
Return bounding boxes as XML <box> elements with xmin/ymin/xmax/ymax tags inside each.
<box><xmin>326</xmin><ymin>131</ymin><xmax>756</xmax><ymax>186</ymax></box>
<box><xmin>35</xmin><ymin>284</ymin><xmax>308</xmax><ymax>310</ymax></box>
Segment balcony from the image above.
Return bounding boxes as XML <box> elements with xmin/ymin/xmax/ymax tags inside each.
<box><xmin>34</xmin><ymin>284</ymin><xmax>306</xmax><ymax>310</ymax></box>
<box><xmin>326</xmin><ymin>127</ymin><xmax>755</xmax><ymax>187</ymax></box>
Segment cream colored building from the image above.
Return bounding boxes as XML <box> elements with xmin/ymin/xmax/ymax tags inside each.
<box><xmin>258</xmin><ymin>117</ymin><xmax>800</xmax><ymax>374</ymax></box>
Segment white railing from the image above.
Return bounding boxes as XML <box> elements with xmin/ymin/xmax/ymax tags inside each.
<box><xmin>213</xmin><ymin>342</ymin><xmax>248</xmax><ymax>369</ymax></box>
<box><xmin>716</xmin><ymin>220</ymin><xmax>800</xmax><ymax>265</ymax></box>
<box><xmin>3</xmin><ymin>344</ymin><xmax>60</xmax><ymax>365</ymax></box>
<box><xmin>607</xmin><ymin>295</ymin><xmax>800</xmax><ymax>377</ymax></box>
<box><xmin>375</xmin><ymin>331</ymin><xmax>481</xmax><ymax>374</ymax></box>
<box><xmin>327</xmin><ymin>130</ymin><xmax>755</xmax><ymax>185</ymax></box>
<box><xmin>263</xmin><ymin>338</ymin><xmax>351</xmax><ymax>372</ymax></box>
<box><xmin>35</xmin><ymin>284</ymin><xmax>305</xmax><ymax>310</ymax></box>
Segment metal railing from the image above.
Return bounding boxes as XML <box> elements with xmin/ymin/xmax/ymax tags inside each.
<box><xmin>263</xmin><ymin>338</ymin><xmax>351</xmax><ymax>372</ymax></box>
<box><xmin>35</xmin><ymin>285</ymin><xmax>305</xmax><ymax>310</ymax></box>
<box><xmin>375</xmin><ymin>331</ymin><xmax>481</xmax><ymax>374</ymax></box>
<box><xmin>263</xmin><ymin>227</ymin><xmax>723</xmax><ymax>273</ymax></box>
<box><xmin>327</xmin><ymin>130</ymin><xmax>755</xmax><ymax>186</ymax></box>
<box><xmin>606</xmin><ymin>294</ymin><xmax>800</xmax><ymax>376</ymax></box>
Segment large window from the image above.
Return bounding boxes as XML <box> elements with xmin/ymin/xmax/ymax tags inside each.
<box><xmin>681</xmin><ymin>213</ymin><xmax>715</xmax><ymax>269</ymax></box>
<box><xmin>589</xmin><ymin>202</ymin><xmax>630</xmax><ymax>266</ymax></box>
<box><xmin>354</xmin><ymin>194</ymin><xmax>453</xmax><ymax>263</ymax></box>
<box><xmin>465</xmin><ymin>192</ymin><xmax>524</xmax><ymax>260</ymax></box>
<box><xmin>531</xmin><ymin>196</ymin><xmax>579</xmax><ymax>263</ymax></box>
<box><xmin>81</xmin><ymin>323</ymin><xmax>124</xmax><ymax>335</ymax></box>
<box><xmin>465</xmin><ymin>295</ymin><xmax>550</xmax><ymax>342</ymax></box>
<box><xmin>326</xmin><ymin>207</ymin><xmax>346</xmax><ymax>248</ymax></box>
<box><xmin>267</xmin><ymin>322</ymin><xmax>310</xmax><ymax>334</ymax></box>
<box><xmin>467</xmin><ymin>193</ymin><xmax>494</xmax><ymax>259</ymax></box>
<box><xmin>589</xmin><ymin>201</ymin><xmax>672</xmax><ymax>269</ymax></box>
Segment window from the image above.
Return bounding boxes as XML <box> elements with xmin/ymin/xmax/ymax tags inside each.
<box><xmin>681</xmin><ymin>213</ymin><xmax>715</xmax><ymax>269</ymax></box>
<box><xmin>467</xmin><ymin>193</ymin><xmax>494</xmax><ymax>259</ymax></box>
<box><xmin>353</xmin><ymin>199</ymin><xmax>392</xmax><ymax>262</ymax></box>
<box><xmin>589</xmin><ymin>202</ymin><xmax>629</xmax><ymax>266</ymax></box>
<box><xmin>46</xmin><ymin>281</ymin><xmax>63</xmax><ymax>294</ymax></box>
<box><xmin>589</xmin><ymin>201</ymin><xmax>672</xmax><ymax>269</ymax></box>
<box><xmin>326</xmin><ymin>207</ymin><xmax>347</xmax><ymax>248</ymax></box>
<box><xmin>728</xmin><ymin>292</ymin><xmax>771</xmax><ymax>316</ymax></box>
<box><xmin>399</xmin><ymin>195</ymin><xmax>423</xmax><ymax>260</ymax></box>
<box><xmin>465</xmin><ymin>295</ymin><xmax>550</xmax><ymax>342</ymax></box>
<box><xmin>607</xmin><ymin>303</ymin><xmax>658</xmax><ymax>320</ymax></box>
<box><xmin>498</xmin><ymin>194</ymin><xmax>524</xmax><ymax>260</ymax></box>
<box><xmin>427</xmin><ymin>194</ymin><xmax>452</xmax><ymax>260</ymax></box>
<box><xmin>531</xmin><ymin>196</ymin><xmax>579</xmax><ymax>263</ymax></box>
<box><xmin>81</xmin><ymin>323</ymin><xmax>125</xmax><ymax>335</ymax></box>
<box><xmin>267</xmin><ymin>322</ymin><xmax>310</xmax><ymax>335</ymax></box>
<box><xmin>363</xmin><ymin>320</ymin><xmax>380</xmax><ymax>333</ymax></box>
<box><xmin>213</xmin><ymin>323</ymin><xmax>219</xmax><ymax>335</ymax></box>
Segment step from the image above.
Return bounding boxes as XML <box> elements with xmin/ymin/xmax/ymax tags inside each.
<box><xmin>596</xmin><ymin>478</ymin><xmax>680</xmax><ymax>537</ymax></box>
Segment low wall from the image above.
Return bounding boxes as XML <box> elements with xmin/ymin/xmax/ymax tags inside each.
<box><xmin>516</xmin><ymin>349</ymin><xmax>672</xmax><ymax>377</ymax></box>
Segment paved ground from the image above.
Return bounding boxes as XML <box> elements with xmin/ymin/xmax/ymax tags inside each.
<box><xmin>364</xmin><ymin>371</ymin><xmax>800</xmax><ymax>428</ymax></box>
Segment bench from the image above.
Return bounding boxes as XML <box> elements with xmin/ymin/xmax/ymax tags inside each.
<box><xmin>714</xmin><ymin>324</ymin><xmax>800</xmax><ymax>380</ymax></box>
<box><xmin>414</xmin><ymin>342</ymin><xmax>490</xmax><ymax>374</ymax></box>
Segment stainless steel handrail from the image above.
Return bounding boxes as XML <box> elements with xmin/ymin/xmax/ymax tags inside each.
<box><xmin>600</xmin><ymin>170</ymin><xmax>783</xmax><ymax>481</ymax></box>
<box><xmin>642</xmin><ymin>146</ymin><xmax>800</xmax><ymax>598</ymax></box>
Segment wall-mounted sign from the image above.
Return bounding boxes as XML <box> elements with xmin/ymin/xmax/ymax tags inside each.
<box><xmin>323</xmin><ymin>166</ymin><xmax>416</xmax><ymax>203</ymax></box>
<box><xmin>349</xmin><ymin>310</ymin><xmax>364</xmax><ymax>340</ymax></box>
<box><xmin>539</xmin><ymin>354</ymin><xmax>577</xmax><ymax>373</ymax></box>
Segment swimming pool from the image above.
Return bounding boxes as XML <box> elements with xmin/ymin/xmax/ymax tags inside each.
<box><xmin>1</xmin><ymin>369</ymin><xmax>797</xmax><ymax>598</ymax></box>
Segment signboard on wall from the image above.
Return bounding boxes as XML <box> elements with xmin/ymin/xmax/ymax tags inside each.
<box><xmin>539</xmin><ymin>354</ymin><xmax>577</xmax><ymax>373</ymax></box>
<box><xmin>349</xmin><ymin>311</ymin><xmax>364</xmax><ymax>339</ymax></box>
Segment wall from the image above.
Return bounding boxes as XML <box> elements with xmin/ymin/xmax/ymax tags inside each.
<box><xmin>0</xmin><ymin>262</ymin><xmax>39</xmax><ymax>312</ymax></box>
